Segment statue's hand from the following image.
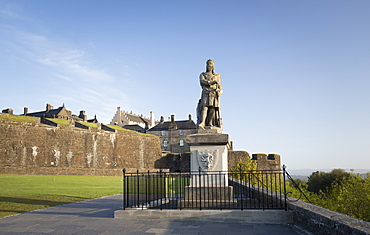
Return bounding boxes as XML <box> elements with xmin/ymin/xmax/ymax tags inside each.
<box><xmin>210</xmin><ymin>80</ymin><xmax>217</xmax><ymax>85</ymax></box>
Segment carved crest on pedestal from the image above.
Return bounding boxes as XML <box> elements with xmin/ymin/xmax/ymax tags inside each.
<box><xmin>197</xmin><ymin>149</ymin><xmax>219</xmax><ymax>171</ymax></box>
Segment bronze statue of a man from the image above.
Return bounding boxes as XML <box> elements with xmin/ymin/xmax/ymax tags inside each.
<box><xmin>197</xmin><ymin>59</ymin><xmax>222</xmax><ymax>128</ymax></box>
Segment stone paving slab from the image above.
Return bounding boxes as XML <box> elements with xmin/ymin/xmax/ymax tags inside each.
<box><xmin>0</xmin><ymin>194</ymin><xmax>304</xmax><ymax>234</ymax></box>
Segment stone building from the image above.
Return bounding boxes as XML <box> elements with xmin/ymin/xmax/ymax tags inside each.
<box><xmin>110</xmin><ymin>107</ymin><xmax>156</xmax><ymax>133</ymax></box>
<box><xmin>147</xmin><ymin>114</ymin><xmax>197</xmax><ymax>154</ymax></box>
<box><xmin>24</xmin><ymin>103</ymin><xmax>86</xmax><ymax>121</ymax></box>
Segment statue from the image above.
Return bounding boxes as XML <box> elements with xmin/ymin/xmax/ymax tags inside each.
<box><xmin>197</xmin><ymin>59</ymin><xmax>222</xmax><ymax>128</ymax></box>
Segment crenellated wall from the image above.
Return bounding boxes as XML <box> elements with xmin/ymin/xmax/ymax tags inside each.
<box><xmin>0</xmin><ymin>118</ymin><xmax>162</xmax><ymax>176</ymax></box>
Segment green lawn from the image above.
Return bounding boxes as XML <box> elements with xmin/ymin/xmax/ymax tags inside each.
<box><xmin>0</xmin><ymin>175</ymin><xmax>122</xmax><ymax>217</ymax></box>
<box><xmin>0</xmin><ymin>114</ymin><xmax>38</xmax><ymax>123</ymax></box>
<box><xmin>47</xmin><ymin>118</ymin><xmax>70</xmax><ymax>125</ymax></box>
<box><xmin>105</xmin><ymin>124</ymin><xmax>126</xmax><ymax>131</ymax></box>
<box><xmin>77</xmin><ymin>121</ymin><xmax>98</xmax><ymax>128</ymax></box>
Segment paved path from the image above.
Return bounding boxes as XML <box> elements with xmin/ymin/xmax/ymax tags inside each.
<box><xmin>0</xmin><ymin>194</ymin><xmax>304</xmax><ymax>234</ymax></box>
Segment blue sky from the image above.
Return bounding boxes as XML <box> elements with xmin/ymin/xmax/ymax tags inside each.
<box><xmin>1</xmin><ymin>0</ymin><xmax>370</xmax><ymax>171</ymax></box>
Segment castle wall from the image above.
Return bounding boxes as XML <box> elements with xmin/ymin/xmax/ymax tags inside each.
<box><xmin>0</xmin><ymin>118</ymin><xmax>162</xmax><ymax>176</ymax></box>
<box><xmin>228</xmin><ymin>151</ymin><xmax>251</xmax><ymax>170</ymax></box>
<box><xmin>251</xmin><ymin>153</ymin><xmax>281</xmax><ymax>171</ymax></box>
<box><xmin>228</xmin><ymin>151</ymin><xmax>281</xmax><ymax>171</ymax></box>
<box><xmin>150</xmin><ymin>151</ymin><xmax>281</xmax><ymax>173</ymax></box>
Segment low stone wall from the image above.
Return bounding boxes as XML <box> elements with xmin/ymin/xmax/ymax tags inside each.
<box><xmin>233</xmin><ymin>177</ymin><xmax>370</xmax><ymax>234</ymax></box>
<box><xmin>0</xmin><ymin>166</ymin><xmax>123</xmax><ymax>176</ymax></box>
<box><xmin>0</xmin><ymin>166</ymin><xmax>164</xmax><ymax>176</ymax></box>
<box><xmin>287</xmin><ymin>197</ymin><xmax>370</xmax><ymax>235</ymax></box>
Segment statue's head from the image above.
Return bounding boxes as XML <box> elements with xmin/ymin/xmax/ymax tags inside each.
<box><xmin>206</xmin><ymin>59</ymin><xmax>215</xmax><ymax>73</ymax></box>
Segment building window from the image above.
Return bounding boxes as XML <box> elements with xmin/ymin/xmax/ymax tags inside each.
<box><xmin>179</xmin><ymin>139</ymin><xmax>184</xmax><ymax>147</ymax></box>
<box><xmin>179</xmin><ymin>130</ymin><xmax>184</xmax><ymax>135</ymax></box>
<box><xmin>163</xmin><ymin>140</ymin><xmax>168</xmax><ymax>147</ymax></box>
<box><xmin>161</xmin><ymin>130</ymin><xmax>167</xmax><ymax>136</ymax></box>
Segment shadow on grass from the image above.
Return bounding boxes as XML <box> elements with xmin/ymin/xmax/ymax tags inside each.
<box><xmin>0</xmin><ymin>197</ymin><xmax>63</xmax><ymax>217</ymax></box>
<box><xmin>1</xmin><ymin>209</ymin><xmax>29</xmax><ymax>214</ymax></box>
<box><xmin>0</xmin><ymin>195</ymin><xmax>123</xmax><ymax>218</ymax></box>
<box><xmin>0</xmin><ymin>196</ymin><xmax>89</xmax><ymax>207</ymax></box>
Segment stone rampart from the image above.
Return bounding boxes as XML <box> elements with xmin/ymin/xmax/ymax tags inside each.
<box><xmin>287</xmin><ymin>196</ymin><xmax>370</xmax><ymax>235</ymax></box>
<box><xmin>0</xmin><ymin>118</ymin><xmax>162</xmax><ymax>176</ymax></box>
<box><xmin>251</xmin><ymin>153</ymin><xmax>281</xmax><ymax>171</ymax></box>
<box><xmin>228</xmin><ymin>151</ymin><xmax>250</xmax><ymax>170</ymax></box>
<box><xmin>228</xmin><ymin>151</ymin><xmax>281</xmax><ymax>171</ymax></box>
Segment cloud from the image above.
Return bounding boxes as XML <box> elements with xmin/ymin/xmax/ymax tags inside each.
<box><xmin>1</xmin><ymin>21</ymin><xmax>133</xmax><ymax>123</ymax></box>
<box><xmin>3</xmin><ymin>28</ymin><xmax>116</xmax><ymax>83</ymax></box>
<box><xmin>55</xmin><ymin>74</ymin><xmax>72</xmax><ymax>81</ymax></box>
<box><xmin>0</xmin><ymin>1</ymin><xmax>28</xmax><ymax>20</ymax></box>
<box><xmin>88</xmin><ymin>41</ymin><xmax>96</xmax><ymax>49</ymax></box>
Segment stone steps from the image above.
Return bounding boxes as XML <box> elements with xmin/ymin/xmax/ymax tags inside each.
<box><xmin>114</xmin><ymin>209</ymin><xmax>293</xmax><ymax>224</ymax></box>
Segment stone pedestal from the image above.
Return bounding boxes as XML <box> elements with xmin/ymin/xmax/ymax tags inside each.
<box><xmin>186</xmin><ymin>132</ymin><xmax>230</xmax><ymax>185</ymax></box>
<box><xmin>182</xmin><ymin>131</ymin><xmax>233</xmax><ymax>208</ymax></box>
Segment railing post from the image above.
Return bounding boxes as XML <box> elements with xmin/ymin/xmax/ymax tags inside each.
<box><xmin>135</xmin><ymin>169</ymin><xmax>139</xmax><ymax>209</ymax></box>
<box><xmin>179</xmin><ymin>170</ymin><xmax>183</xmax><ymax>210</ymax></box>
<box><xmin>141</xmin><ymin>171</ymin><xmax>144</xmax><ymax>210</ymax></box>
<box><xmin>240</xmin><ymin>169</ymin><xmax>244</xmax><ymax>211</ymax></box>
<box><xmin>164</xmin><ymin>169</ymin><xmax>166</xmax><ymax>210</ymax></box>
<box><xmin>160</xmin><ymin>169</ymin><xmax>163</xmax><ymax>210</ymax></box>
<box><xmin>283</xmin><ymin>165</ymin><xmax>287</xmax><ymax>211</ymax></box>
<box><xmin>198</xmin><ymin>167</ymin><xmax>202</xmax><ymax>210</ymax></box>
<box><xmin>123</xmin><ymin>168</ymin><xmax>126</xmax><ymax>210</ymax></box>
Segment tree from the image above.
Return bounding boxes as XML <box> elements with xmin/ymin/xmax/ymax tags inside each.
<box><xmin>307</xmin><ymin>169</ymin><xmax>350</xmax><ymax>194</ymax></box>
<box><xmin>231</xmin><ymin>157</ymin><xmax>258</xmax><ymax>173</ymax></box>
<box><xmin>323</xmin><ymin>173</ymin><xmax>370</xmax><ymax>221</ymax></box>
<box><xmin>230</xmin><ymin>157</ymin><xmax>260</xmax><ymax>184</ymax></box>
<box><xmin>289</xmin><ymin>170</ymin><xmax>370</xmax><ymax>222</ymax></box>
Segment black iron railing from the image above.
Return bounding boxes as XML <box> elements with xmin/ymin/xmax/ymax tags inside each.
<box><xmin>122</xmin><ymin>169</ymin><xmax>287</xmax><ymax>210</ymax></box>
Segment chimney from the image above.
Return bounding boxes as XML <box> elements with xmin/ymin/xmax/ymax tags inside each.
<box><xmin>150</xmin><ymin>111</ymin><xmax>155</xmax><ymax>128</ymax></box>
<box><xmin>24</xmin><ymin>107</ymin><xmax>28</xmax><ymax>115</ymax></box>
<box><xmin>160</xmin><ymin>116</ymin><xmax>164</xmax><ymax>123</ymax></box>
<box><xmin>189</xmin><ymin>114</ymin><xmax>192</xmax><ymax>121</ymax></box>
<box><xmin>2</xmin><ymin>108</ymin><xmax>13</xmax><ymax>115</ymax></box>
<box><xmin>46</xmin><ymin>103</ymin><xmax>53</xmax><ymax>111</ymax></box>
<box><xmin>169</xmin><ymin>114</ymin><xmax>177</xmax><ymax>130</ymax></box>
<box><xmin>79</xmin><ymin>110</ymin><xmax>87</xmax><ymax>121</ymax></box>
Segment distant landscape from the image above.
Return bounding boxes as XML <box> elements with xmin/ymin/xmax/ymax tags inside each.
<box><xmin>288</xmin><ymin>168</ymin><xmax>370</xmax><ymax>180</ymax></box>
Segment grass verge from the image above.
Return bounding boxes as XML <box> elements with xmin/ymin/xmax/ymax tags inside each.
<box><xmin>105</xmin><ymin>124</ymin><xmax>126</xmax><ymax>131</ymax></box>
<box><xmin>78</xmin><ymin>122</ymin><xmax>98</xmax><ymax>128</ymax></box>
<box><xmin>0</xmin><ymin>174</ymin><xmax>122</xmax><ymax>217</ymax></box>
<box><xmin>47</xmin><ymin>118</ymin><xmax>70</xmax><ymax>125</ymax></box>
<box><xmin>0</xmin><ymin>114</ymin><xmax>38</xmax><ymax>123</ymax></box>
